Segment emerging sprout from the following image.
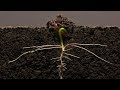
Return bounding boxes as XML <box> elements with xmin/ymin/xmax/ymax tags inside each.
<box><xmin>59</xmin><ymin>27</ymin><xmax>67</xmax><ymax>50</ymax></box>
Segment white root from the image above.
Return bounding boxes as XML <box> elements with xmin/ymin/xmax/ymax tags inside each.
<box><xmin>70</xmin><ymin>44</ymin><xmax>112</xmax><ymax>64</ymax></box>
<box><xmin>64</xmin><ymin>52</ymin><xmax>80</xmax><ymax>59</ymax></box>
<box><xmin>8</xmin><ymin>46</ymin><xmax>61</xmax><ymax>63</ymax></box>
<box><xmin>23</xmin><ymin>45</ymin><xmax>61</xmax><ymax>49</ymax></box>
<box><xmin>63</xmin><ymin>56</ymin><xmax>72</xmax><ymax>61</ymax></box>
<box><xmin>65</xmin><ymin>43</ymin><xmax>107</xmax><ymax>48</ymax></box>
<box><xmin>64</xmin><ymin>48</ymin><xmax>73</xmax><ymax>52</ymax></box>
<box><xmin>70</xmin><ymin>43</ymin><xmax>107</xmax><ymax>47</ymax></box>
<box><xmin>50</xmin><ymin>57</ymin><xmax>60</xmax><ymax>60</ymax></box>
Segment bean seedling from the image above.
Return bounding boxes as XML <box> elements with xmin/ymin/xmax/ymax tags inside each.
<box><xmin>8</xmin><ymin>15</ymin><xmax>113</xmax><ymax>79</ymax></box>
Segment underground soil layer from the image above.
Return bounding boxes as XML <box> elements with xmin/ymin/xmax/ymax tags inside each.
<box><xmin>0</xmin><ymin>26</ymin><xmax>120</xmax><ymax>79</ymax></box>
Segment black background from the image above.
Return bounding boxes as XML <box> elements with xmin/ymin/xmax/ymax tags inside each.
<box><xmin>0</xmin><ymin>0</ymin><xmax>120</xmax><ymax>10</ymax></box>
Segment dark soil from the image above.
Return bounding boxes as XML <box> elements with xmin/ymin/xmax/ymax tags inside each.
<box><xmin>0</xmin><ymin>26</ymin><xmax>120</xmax><ymax>79</ymax></box>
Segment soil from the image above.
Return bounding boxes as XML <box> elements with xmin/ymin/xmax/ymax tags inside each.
<box><xmin>0</xmin><ymin>26</ymin><xmax>120</xmax><ymax>79</ymax></box>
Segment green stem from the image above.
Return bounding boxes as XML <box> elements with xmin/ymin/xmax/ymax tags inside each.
<box><xmin>59</xmin><ymin>28</ymin><xmax>66</xmax><ymax>51</ymax></box>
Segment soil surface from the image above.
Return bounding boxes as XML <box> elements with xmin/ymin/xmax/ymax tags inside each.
<box><xmin>0</xmin><ymin>26</ymin><xmax>120</xmax><ymax>79</ymax></box>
